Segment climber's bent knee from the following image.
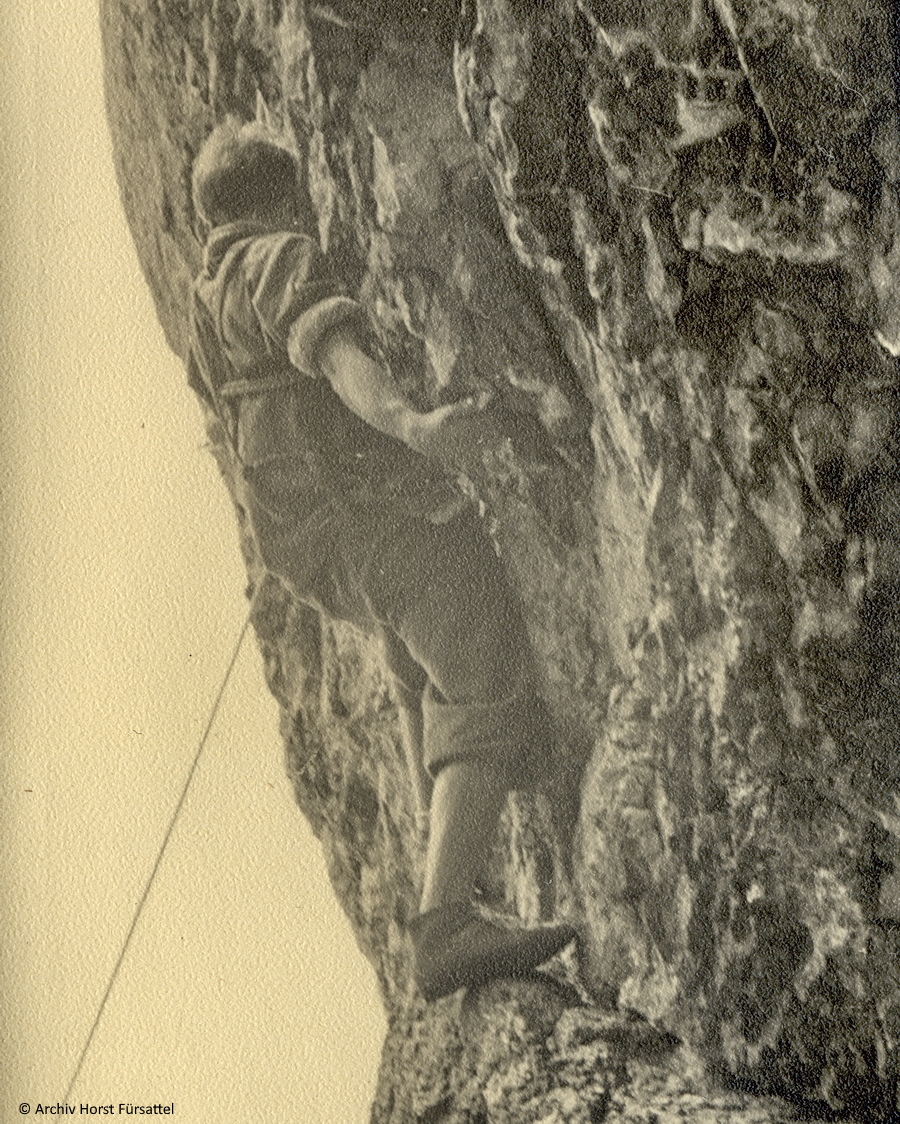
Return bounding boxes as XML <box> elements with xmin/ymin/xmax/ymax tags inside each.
<box><xmin>422</xmin><ymin>687</ymin><xmax>554</xmax><ymax>788</ymax></box>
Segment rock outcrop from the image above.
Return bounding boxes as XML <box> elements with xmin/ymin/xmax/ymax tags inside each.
<box><xmin>102</xmin><ymin>1</ymin><xmax>900</xmax><ymax>1119</ymax></box>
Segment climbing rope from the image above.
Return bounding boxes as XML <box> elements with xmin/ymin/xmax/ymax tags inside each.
<box><xmin>62</xmin><ymin>599</ymin><xmax>257</xmax><ymax>1105</ymax></box>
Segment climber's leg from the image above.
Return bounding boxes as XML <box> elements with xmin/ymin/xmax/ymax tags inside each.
<box><xmin>419</xmin><ymin>760</ymin><xmax>508</xmax><ymax>912</ymax></box>
<box><xmin>380</xmin><ymin>626</ymin><xmax>432</xmax><ymax>827</ymax></box>
<box><xmin>329</xmin><ymin>507</ymin><xmax>575</xmax><ymax>998</ymax></box>
<box><xmin>397</xmin><ymin>688</ymin><xmax>431</xmax><ymax>829</ymax></box>
<box><xmin>410</xmin><ymin>763</ymin><xmax>576</xmax><ymax>1000</ymax></box>
<box><xmin>408</xmin><ymin>711</ymin><xmax>574</xmax><ymax>1000</ymax></box>
<box><xmin>357</xmin><ymin>512</ymin><xmax>576</xmax><ymax>997</ymax></box>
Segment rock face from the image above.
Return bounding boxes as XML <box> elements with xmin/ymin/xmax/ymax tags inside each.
<box><xmin>102</xmin><ymin>1</ymin><xmax>900</xmax><ymax>1119</ymax></box>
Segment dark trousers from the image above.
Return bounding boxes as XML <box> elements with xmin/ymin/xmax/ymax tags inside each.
<box><xmin>242</xmin><ymin>459</ymin><xmax>553</xmax><ymax>782</ymax></box>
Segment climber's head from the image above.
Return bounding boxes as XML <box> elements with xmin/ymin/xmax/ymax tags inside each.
<box><xmin>192</xmin><ymin>118</ymin><xmax>310</xmax><ymax>231</ymax></box>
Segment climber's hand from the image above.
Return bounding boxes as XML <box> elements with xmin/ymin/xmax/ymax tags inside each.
<box><xmin>407</xmin><ymin>392</ymin><xmax>500</xmax><ymax>471</ymax></box>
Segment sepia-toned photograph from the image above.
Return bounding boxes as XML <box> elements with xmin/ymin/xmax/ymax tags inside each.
<box><xmin>6</xmin><ymin>1</ymin><xmax>900</xmax><ymax>1121</ymax></box>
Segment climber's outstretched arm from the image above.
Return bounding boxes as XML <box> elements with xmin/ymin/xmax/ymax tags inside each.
<box><xmin>315</xmin><ymin>332</ymin><xmax>498</xmax><ymax>472</ymax></box>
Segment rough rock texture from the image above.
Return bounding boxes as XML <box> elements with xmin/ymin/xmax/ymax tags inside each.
<box><xmin>102</xmin><ymin>1</ymin><xmax>900</xmax><ymax>1119</ymax></box>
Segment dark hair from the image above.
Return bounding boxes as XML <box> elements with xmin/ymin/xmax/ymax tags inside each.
<box><xmin>192</xmin><ymin>118</ymin><xmax>300</xmax><ymax>227</ymax></box>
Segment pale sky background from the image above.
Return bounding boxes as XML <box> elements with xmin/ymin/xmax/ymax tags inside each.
<box><xmin>1</xmin><ymin>4</ymin><xmax>386</xmax><ymax>1121</ymax></box>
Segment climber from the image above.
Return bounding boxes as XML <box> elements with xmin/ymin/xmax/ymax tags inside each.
<box><xmin>187</xmin><ymin>118</ymin><xmax>576</xmax><ymax>1001</ymax></box>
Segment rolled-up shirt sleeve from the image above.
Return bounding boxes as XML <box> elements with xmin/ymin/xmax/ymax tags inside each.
<box><xmin>248</xmin><ymin>233</ymin><xmax>373</xmax><ymax>377</ymax></box>
<box><xmin>286</xmin><ymin>294</ymin><xmax>372</xmax><ymax>377</ymax></box>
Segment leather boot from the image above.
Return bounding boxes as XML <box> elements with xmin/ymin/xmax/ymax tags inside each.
<box><xmin>410</xmin><ymin>900</ymin><xmax>577</xmax><ymax>1001</ymax></box>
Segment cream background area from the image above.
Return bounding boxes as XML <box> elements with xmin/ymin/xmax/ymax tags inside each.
<box><xmin>0</xmin><ymin>4</ymin><xmax>385</xmax><ymax>1121</ymax></box>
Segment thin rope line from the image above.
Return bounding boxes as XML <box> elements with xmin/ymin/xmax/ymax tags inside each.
<box><xmin>63</xmin><ymin>601</ymin><xmax>256</xmax><ymax>1106</ymax></box>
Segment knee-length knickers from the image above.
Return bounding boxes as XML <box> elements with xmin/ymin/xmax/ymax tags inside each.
<box><xmin>243</xmin><ymin>459</ymin><xmax>553</xmax><ymax>785</ymax></box>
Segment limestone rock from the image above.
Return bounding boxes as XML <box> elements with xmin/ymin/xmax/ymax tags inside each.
<box><xmin>102</xmin><ymin>0</ymin><xmax>900</xmax><ymax>1118</ymax></box>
